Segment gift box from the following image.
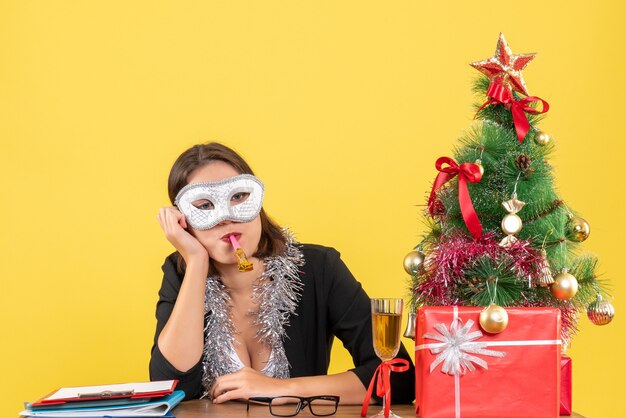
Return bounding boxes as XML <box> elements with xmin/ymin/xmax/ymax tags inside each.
<box><xmin>560</xmin><ymin>355</ymin><xmax>573</xmax><ymax>415</ymax></box>
<box><xmin>415</xmin><ymin>306</ymin><xmax>561</xmax><ymax>418</ymax></box>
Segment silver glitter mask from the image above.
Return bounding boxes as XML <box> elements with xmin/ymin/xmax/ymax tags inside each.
<box><xmin>174</xmin><ymin>174</ymin><xmax>264</xmax><ymax>230</ymax></box>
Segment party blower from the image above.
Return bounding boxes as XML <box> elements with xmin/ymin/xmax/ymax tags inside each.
<box><xmin>229</xmin><ymin>235</ymin><xmax>253</xmax><ymax>272</ymax></box>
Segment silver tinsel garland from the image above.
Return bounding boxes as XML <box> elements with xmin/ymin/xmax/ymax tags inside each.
<box><xmin>201</xmin><ymin>231</ymin><xmax>304</xmax><ymax>398</ymax></box>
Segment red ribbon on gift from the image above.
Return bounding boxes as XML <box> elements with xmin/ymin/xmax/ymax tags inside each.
<box><xmin>427</xmin><ymin>157</ymin><xmax>483</xmax><ymax>239</ymax></box>
<box><xmin>478</xmin><ymin>81</ymin><xmax>549</xmax><ymax>143</ymax></box>
<box><xmin>361</xmin><ymin>358</ymin><xmax>410</xmax><ymax>418</ymax></box>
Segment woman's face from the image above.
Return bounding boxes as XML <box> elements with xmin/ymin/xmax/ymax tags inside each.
<box><xmin>186</xmin><ymin>161</ymin><xmax>262</xmax><ymax>268</ymax></box>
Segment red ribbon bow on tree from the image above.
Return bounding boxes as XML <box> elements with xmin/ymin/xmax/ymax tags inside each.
<box><xmin>361</xmin><ymin>358</ymin><xmax>410</xmax><ymax>418</ymax></box>
<box><xmin>478</xmin><ymin>81</ymin><xmax>549</xmax><ymax>143</ymax></box>
<box><xmin>427</xmin><ymin>157</ymin><xmax>483</xmax><ymax>239</ymax></box>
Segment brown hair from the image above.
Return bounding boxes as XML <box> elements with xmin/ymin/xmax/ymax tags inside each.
<box><xmin>168</xmin><ymin>142</ymin><xmax>286</xmax><ymax>274</ymax></box>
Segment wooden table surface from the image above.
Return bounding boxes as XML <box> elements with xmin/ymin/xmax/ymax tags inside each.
<box><xmin>173</xmin><ymin>400</ymin><xmax>584</xmax><ymax>417</ymax></box>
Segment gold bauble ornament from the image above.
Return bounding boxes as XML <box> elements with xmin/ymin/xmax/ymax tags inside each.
<box><xmin>534</xmin><ymin>131</ymin><xmax>551</xmax><ymax>146</ymax></box>
<box><xmin>587</xmin><ymin>295</ymin><xmax>615</xmax><ymax>326</ymax></box>
<box><xmin>550</xmin><ymin>269</ymin><xmax>579</xmax><ymax>300</ymax></box>
<box><xmin>566</xmin><ymin>216</ymin><xmax>590</xmax><ymax>242</ymax></box>
<box><xmin>479</xmin><ymin>303</ymin><xmax>509</xmax><ymax>334</ymax></box>
<box><xmin>474</xmin><ymin>159</ymin><xmax>485</xmax><ymax>177</ymax></box>
<box><xmin>501</xmin><ymin>213</ymin><xmax>523</xmax><ymax>235</ymax></box>
<box><xmin>403</xmin><ymin>250</ymin><xmax>426</xmax><ymax>275</ymax></box>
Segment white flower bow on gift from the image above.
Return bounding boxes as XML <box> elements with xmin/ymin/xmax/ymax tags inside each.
<box><xmin>423</xmin><ymin>318</ymin><xmax>506</xmax><ymax>376</ymax></box>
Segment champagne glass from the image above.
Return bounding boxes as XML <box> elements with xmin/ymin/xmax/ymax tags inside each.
<box><xmin>370</xmin><ymin>298</ymin><xmax>403</xmax><ymax>418</ymax></box>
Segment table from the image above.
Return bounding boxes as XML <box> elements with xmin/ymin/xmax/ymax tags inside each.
<box><xmin>173</xmin><ymin>400</ymin><xmax>585</xmax><ymax>417</ymax></box>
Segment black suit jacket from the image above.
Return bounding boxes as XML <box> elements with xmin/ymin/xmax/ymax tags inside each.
<box><xmin>149</xmin><ymin>244</ymin><xmax>415</xmax><ymax>402</ymax></box>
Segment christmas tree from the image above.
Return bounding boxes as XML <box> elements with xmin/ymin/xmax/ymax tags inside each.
<box><xmin>406</xmin><ymin>34</ymin><xmax>614</xmax><ymax>344</ymax></box>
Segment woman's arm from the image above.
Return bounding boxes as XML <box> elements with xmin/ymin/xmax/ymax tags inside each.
<box><xmin>149</xmin><ymin>254</ymin><xmax>205</xmax><ymax>399</ymax></box>
<box><xmin>210</xmin><ymin>368</ymin><xmax>369</xmax><ymax>404</ymax></box>
<box><xmin>149</xmin><ymin>207</ymin><xmax>211</xmax><ymax>401</ymax></box>
<box><xmin>154</xmin><ymin>206</ymin><xmax>209</xmax><ymax>372</ymax></box>
<box><xmin>156</xmin><ymin>256</ymin><xmax>208</xmax><ymax>371</ymax></box>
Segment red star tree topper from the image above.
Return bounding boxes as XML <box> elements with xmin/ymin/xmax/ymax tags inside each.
<box><xmin>470</xmin><ymin>33</ymin><xmax>536</xmax><ymax>95</ymax></box>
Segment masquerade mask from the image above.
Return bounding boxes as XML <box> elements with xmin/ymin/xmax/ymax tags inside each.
<box><xmin>174</xmin><ymin>174</ymin><xmax>264</xmax><ymax>230</ymax></box>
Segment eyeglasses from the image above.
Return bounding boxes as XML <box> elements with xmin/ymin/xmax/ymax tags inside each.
<box><xmin>246</xmin><ymin>395</ymin><xmax>340</xmax><ymax>417</ymax></box>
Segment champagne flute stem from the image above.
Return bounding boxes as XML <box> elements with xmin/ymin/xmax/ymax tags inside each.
<box><xmin>382</xmin><ymin>367</ymin><xmax>391</xmax><ymax>417</ymax></box>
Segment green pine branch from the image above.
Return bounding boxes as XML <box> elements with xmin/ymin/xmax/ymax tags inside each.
<box><xmin>459</xmin><ymin>255</ymin><xmax>529</xmax><ymax>307</ymax></box>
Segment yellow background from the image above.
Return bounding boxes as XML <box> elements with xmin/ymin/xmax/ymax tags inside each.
<box><xmin>1</xmin><ymin>1</ymin><xmax>624</xmax><ymax>416</ymax></box>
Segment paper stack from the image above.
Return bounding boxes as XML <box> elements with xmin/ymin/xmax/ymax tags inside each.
<box><xmin>20</xmin><ymin>380</ymin><xmax>184</xmax><ymax>417</ymax></box>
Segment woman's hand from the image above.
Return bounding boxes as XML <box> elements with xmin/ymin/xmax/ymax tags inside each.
<box><xmin>211</xmin><ymin>367</ymin><xmax>291</xmax><ymax>403</ymax></box>
<box><xmin>157</xmin><ymin>206</ymin><xmax>208</xmax><ymax>263</ymax></box>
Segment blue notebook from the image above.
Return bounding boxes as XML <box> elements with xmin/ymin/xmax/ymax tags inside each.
<box><xmin>20</xmin><ymin>390</ymin><xmax>184</xmax><ymax>417</ymax></box>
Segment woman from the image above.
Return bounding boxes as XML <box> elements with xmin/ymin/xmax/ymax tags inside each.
<box><xmin>149</xmin><ymin>142</ymin><xmax>415</xmax><ymax>404</ymax></box>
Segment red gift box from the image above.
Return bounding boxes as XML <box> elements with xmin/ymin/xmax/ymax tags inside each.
<box><xmin>415</xmin><ymin>306</ymin><xmax>561</xmax><ymax>418</ymax></box>
<box><xmin>560</xmin><ymin>355</ymin><xmax>572</xmax><ymax>415</ymax></box>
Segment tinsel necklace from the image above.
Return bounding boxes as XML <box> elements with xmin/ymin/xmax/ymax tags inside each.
<box><xmin>201</xmin><ymin>232</ymin><xmax>304</xmax><ymax>398</ymax></box>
